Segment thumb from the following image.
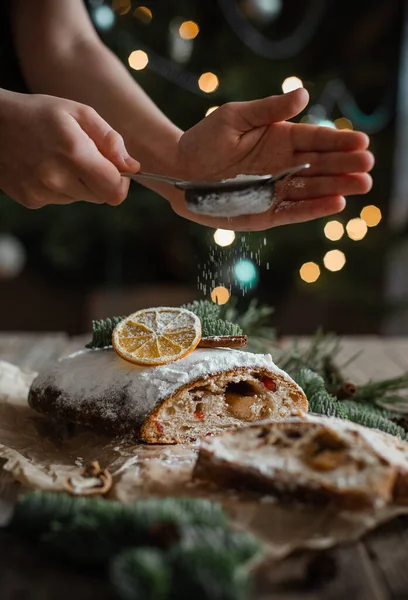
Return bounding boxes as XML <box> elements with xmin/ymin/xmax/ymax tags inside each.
<box><xmin>76</xmin><ymin>106</ymin><xmax>140</xmax><ymax>172</ymax></box>
<box><xmin>234</xmin><ymin>88</ymin><xmax>309</xmax><ymax>130</ymax></box>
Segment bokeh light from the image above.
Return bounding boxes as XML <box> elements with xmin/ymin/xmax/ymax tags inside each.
<box><xmin>205</xmin><ymin>106</ymin><xmax>219</xmax><ymax>116</ymax></box>
<box><xmin>299</xmin><ymin>262</ymin><xmax>320</xmax><ymax>283</ymax></box>
<box><xmin>360</xmin><ymin>205</ymin><xmax>382</xmax><ymax>227</ymax></box>
<box><xmin>133</xmin><ymin>6</ymin><xmax>152</xmax><ymax>23</ymax></box>
<box><xmin>323</xmin><ymin>250</ymin><xmax>346</xmax><ymax>272</ymax></box>
<box><xmin>214</xmin><ymin>229</ymin><xmax>235</xmax><ymax>247</ymax></box>
<box><xmin>198</xmin><ymin>72</ymin><xmax>219</xmax><ymax>93</ymax></box>
<box><xmin>282</xmin><ymin>76</ymin><xmax>303</xmax><ymax>94</ymax></box>
<box><xmin>324</xmin><ymin>220</ymin><xmax>344</xmax><ymax>241</ymax></box>
<box><xmin>93</xmin><ymin>6</ymin><xmax>115</xmax><ymax>30</ymax></box>
<box><xmin>112</xmin><ymin>0</ymin><xmax>131</xmax><ymax>15</ymax></box>
<box><xmin>211</xmin><ymin>286</ymin><xmax>230</xmax><ymax>305</ymax></box>
<box><xmin>334</xmin><ymin>117</ymin><xmax>353</xmax><ymax>130</ymax></box>
<box><xmin>346</xmin><ymin>218</ymin><xmax>368</xmax><ymax>241</ymax></box>
<box><xmin>179</xmin><ymin>20</ymin><xmax>200</xmax><ymax>40</ymax></box>
<box><xmin>234</xmin><ymin>259</ymin><xmax>258</xmax><ymax>286</ymax></box>
<box><xmin>128</xmin><ymin>50</ymin><xmax>149</xmax><ymax>70</ymax></box>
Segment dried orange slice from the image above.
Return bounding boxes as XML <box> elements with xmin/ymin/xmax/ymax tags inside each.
<box><xmin>112</xmin><ymin>307</ymin><xmax>201</xmax><ymax>366</ymax></box>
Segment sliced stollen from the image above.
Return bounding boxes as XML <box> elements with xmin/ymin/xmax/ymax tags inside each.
<box><xmin>193</xmin><ymin>414</ymin><xmax>408</xmax><ymax>510</ymax></box>
<box><xmin>28</xmin><ymin>347</ymin><xmax>307</xmax><ymax>444</ymax></box>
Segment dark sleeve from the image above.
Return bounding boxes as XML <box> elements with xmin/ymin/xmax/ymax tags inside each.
<box><xmin>0</xmin><ymin>0</ymin><xmax>28</xmax><ymax>92</ymax></box>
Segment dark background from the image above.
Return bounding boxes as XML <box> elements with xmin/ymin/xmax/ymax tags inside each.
<box><xmin>0</xmin><ymin>0</ymin><xmax>404</xmax><ymax>335</ymax></box>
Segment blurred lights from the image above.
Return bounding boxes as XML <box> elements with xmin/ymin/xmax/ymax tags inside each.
<box><xmin>112</xmin><ymin>0</ymin><xmax>131</xmax><ymax>15</ymax></box>
<box><xmin>211</xmin><ymin>286</ymin><xmax>230</xmax><ymax>305</ymax></box>
<box><xmin>128</xmin><ymin>50</ymin><xmax>149</xmax><ymax>70</ymax></box>
<box><xmin>205</xmin><ymin>106</ymin><xmax>219</xmax><ymax>116</ymax></box>
<box><xmin>92</xmin><ymin>5</ymin><xmax>115</xmax><ymax>30</ymax></box>
<box><xmin>133</xmin><ymin>6</ymin><xmax>152</xmax><ymax>23</ymax></box>
<box><xmin>198</xmin><ymin>72</ymin><xmax>219</xmax><ymax>93</ymax></box>
<box><xmin>234</xmin><ymin>259</ymin><xmax>258</xmax><ymax>286</ymax></box>
<box><xmin>335</xmin><ymin>117</ymin><xmax>353</xmax><ymax>130</ymax></box>
<box><xmin>361</xmin><ymin>205</ymin><xmax>382</xmax><ymax>227</ymax></box>
<box><xmin>179</xmin><ymin>20</ymin><xmax>200</xmax><ymax>40</ymax></box>
<box><xmin>324</xmin><ymin>220</ymin><xmax>344</xmax><ymax>241</ymax></box>
<box><xmin>282</xmin><ymin>76</ymin><xmax>303</xmax><ymax>94</ymax></box>
<box><xmin>299</xmin><ymin>262</ymin><xmax>320</xmax><ymax>283</ymax></box>
<box><xmin>346</xmin><ymin>218</ymin><xmax>368</xmax><ymax>241</ymax></box>
<box><xmin>323</xmin><ymin>250</ymin><xmax>346</xmax><ymax>272</ymax></box>
<box><xmin>214</xmin><ymin>229</ymin><xmax>235</xmax><ymax>247</ymax></box>
<box><xmin>318</xmin><ymin>119</ymin><xmax>336</xmax><ymax>129</ymax></box>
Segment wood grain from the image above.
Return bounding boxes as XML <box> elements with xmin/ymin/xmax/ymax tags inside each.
<box><xmin>1</xmin><ymin>334</ymin><xmax>408</xmax><ymax>599</ymax></box>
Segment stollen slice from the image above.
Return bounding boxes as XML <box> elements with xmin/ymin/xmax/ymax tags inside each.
<box><xmin>193</xmin><ymin>414</ymin><xmax>408</xmax><ymax>510</ymax></box>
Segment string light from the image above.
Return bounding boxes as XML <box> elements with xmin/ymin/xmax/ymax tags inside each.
<box><xmin>112</xmin><ymin>0</ymin><xmax>131</xmax><ymax>15</ymax></box>
<box><xmin>179</xmin><ymin>20</ymin><xmax>200</xmax><ymax>40</ymax></box>
<box><xmin>128</xmin><ymin>50</ymin><xmax>149</xmax><ymax>70</ymax></box>
<box><xmin>361</xmin><ymin>205</ymin><xmax>382</xmax><ymax>227</ymax></box>
<box><xmin>214</xmin><ymin>229</ymin><xmax>235</xmax><ymax>247</ymax></box>
<box><xmin>92</xmin><ymin>5</ymin><xmax>115</xmax><ymax>30</ymax></box>
<box><xmin>346</xmin><ymin>218</ymin><xmax>368</xmax><ymax>241</ymax></box>
<box><xmin>324</xmin><ymin>220</ymin><xmax>344</xmax><ymax>241</ymax></box>
<box><xmin>211</xmin><ymin>286</ymin><xmax>230</xmax><ymax>305</ymax></box>
<box><xmin>318</xmin><ymin>119</ymin><xmax>336</xmax><ymax>128</ymax></box>
<box><xmin>234</xmin><ymin>259</ymin><xmax>258</xmax><ymax>286</ymax></box>
<box><xmin>334</xmin><ymin>117</ymin><xmax>353</xmax><ymax>130</ymax></box>
<box><xmin>198</xmin><ymin>72</ymin><xmax>219</xmax><ymax>93</ymax></box>
<box><xmin>323</xmin><ymin>250</ymin><xmax>346</xmax><ymax>272</ymax></box>
<box><xmin>205</xmin><ymin>106</ymin><xmax>219</xmax><ymax>116</ymax></box>
<box><xmin>282</xmin><ymin>76</ymin><xmax>303</xmax><ymax>94</ymax></box>
<box><xmin>133</xmin><ymin>6</ymin><xmax>152</xmax><ymax>23</ymax></box>
<box><xmin>299</xmin><ymin>262</ymin><xmax>320</xmax><ymax>283</ymax></box>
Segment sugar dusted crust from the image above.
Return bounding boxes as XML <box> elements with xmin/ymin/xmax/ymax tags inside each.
<box><xmin>194</xmin><ymin>416</ymin><xmax>408</xmax><ymax>510</ymax></box>
<box><xmin>28</xmin><ymin>348</ymin><xmax>307</xmax><ymax>444</ymax></box>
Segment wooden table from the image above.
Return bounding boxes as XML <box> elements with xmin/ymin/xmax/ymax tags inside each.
<box><xmin>1</xmin><ymin>333</ymin><xmax>408</xmax><ymax>599</ymax></box>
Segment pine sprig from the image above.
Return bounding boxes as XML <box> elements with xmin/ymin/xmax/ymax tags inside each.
<box><xmin>201</xmin><ymin>318</ymin><xmax>243</xmax><ymax>337</ymax></box>
<box><xmin>86</xmin><ymin>316</ymin><xmax>125</xmax><ymax>349</ymax></box>
<box><xmin>181</xmin><ymin>300</ymin><xmax>221</xmax><ymax>321</ymax></box>
<box><xmin>292</xmin><ymin>368</ymin><xmax>407</xmax><ymax>438</ymax></box>
<box><xmin>9</xmin><ymin>491</ymin><xmax>259</xmax><ymax>600</ymax></box>
<box><xmin>110</xmin><ymin>548</ymin><xmax>171</xmax><ymax>600</ymax></box>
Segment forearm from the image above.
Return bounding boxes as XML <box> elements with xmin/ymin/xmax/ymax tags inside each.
<box><xmin>11</xmin><ymin>0</ymin><xmax>184</xmax><ymax>196</ymax></box>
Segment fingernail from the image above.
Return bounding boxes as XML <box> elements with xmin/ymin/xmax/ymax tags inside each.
<box><xmin>124</xmin><ymin>154</ymin><xmax>139</xmax><ymax>168</ymax></box>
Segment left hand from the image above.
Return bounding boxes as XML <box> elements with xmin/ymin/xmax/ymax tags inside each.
<box><xmin>171</xmin><ymin>88</ymin><xmax>374</xmax><ymax>231</ymax></box>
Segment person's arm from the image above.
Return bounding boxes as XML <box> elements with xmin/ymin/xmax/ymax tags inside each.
<box><xmin>11</xmin><ymin>0</ymin><xmax>184</xmax><ymax>201</ymax></box>
<box><xmin>10</xmin><ymin>0</ymin><xmax>374</xmax><ymax>229</ymax></box>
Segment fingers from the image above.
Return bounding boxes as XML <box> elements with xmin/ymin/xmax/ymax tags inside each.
<box><xmin>75</xmin><ymin>105</ymin><xmax>140</xmax><ymax>173</ymax></box>
<box><xmin>231</xmin><ymin>88</ymin><xmax>309</xmax><ymax>131</ymax></box>
<box><xmin>292</xmin><ymin>123</ymin><xmax>370</xmax><ymax>152</ymax></box>
<box><xmin>297</xmin><ymin>151</ymin><xmax>375</xmax><ymax>176</ymax></box>
<box><xmin>276</xmin><ymin>173</ymin><xmax>372</xmax><ymax>201</ymax></box>
<box><xmin>170</xmin><ymin>193</ymin><xmax>346</xmax><ymax>232</ymax></box>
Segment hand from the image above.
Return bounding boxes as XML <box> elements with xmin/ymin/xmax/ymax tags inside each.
<box><xmin>172</xmin><ymin>88</ymin><xmax>374</xmax><ymax>231</ymax></box>
<box><xmin>0</xmin><ymin>92</ymin><xmax>140</xmax><ymax>208</ymax></box>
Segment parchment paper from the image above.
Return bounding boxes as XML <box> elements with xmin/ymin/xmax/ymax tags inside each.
<box><xmin>1</xmin><ymin>358</ymin><xmax>408</xmax><ymax>560</ymax></box>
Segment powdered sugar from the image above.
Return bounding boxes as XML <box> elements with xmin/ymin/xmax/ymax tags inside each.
<box><xmin>187</xmin><ymin>185</ymin><xmax>275</xmax><ymax>218</ymax></box>
<box><xmin>29</xmin><ymin>347</ymin><xmax>290</xmax><ymax>432</ymax></box>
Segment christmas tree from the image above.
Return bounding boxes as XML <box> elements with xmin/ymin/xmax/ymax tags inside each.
<box><xmin>0</xmin><ymin>0</ymin><xmax>402</xmax><ymax>334</ymax></box>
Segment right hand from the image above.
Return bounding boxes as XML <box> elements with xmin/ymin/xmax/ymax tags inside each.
<box><xmin>0</xmin><ymin>92</ymin><xmax>140</xmax><ymax>208</ymax></box>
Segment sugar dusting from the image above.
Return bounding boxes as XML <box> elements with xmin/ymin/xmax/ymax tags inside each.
<box><xmin>197</xmin><ymin>233</ymin><xmax>269</xmax><ymax>297</ymax></box>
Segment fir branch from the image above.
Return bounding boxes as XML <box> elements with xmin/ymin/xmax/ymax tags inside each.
<box><xmin>354</xmin><ymin>374</ymin><xmax>408</xmax><ymax>407</ymax></box>
<box><xmin>181</xmin><ymin>300</ymin><xmax>221</xmax><ymax>321</ymax></box>
<box><xmin>86</xmin><ymin>316</ymin><xmax>125</xmax><ymax>349</ymax></box>
<box><xmin>169</xmin><ymin>543</ymin><xmax>251</xmax><ymax>600</ymax></box>
<box><xmin>201</xmin><ymin>318</ymin><xmax>243</xmax><ymax>337</ymax></box>
<box><xmin>220</xmin><ymin>298</ymin><xmax>275</xmax><ymax>351</ymax></box>
<box><xmin>292</xmin><ymin>369</ymin><xmax>348</xmax><ymax>419</ymax></box>
<box><xmin>110</xmin><ymin>548</ymin><xmax>171</xmax><ymax>600</ymax></box>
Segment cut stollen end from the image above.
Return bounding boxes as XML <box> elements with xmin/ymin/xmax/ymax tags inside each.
<box><xmin>193</xmin><ymin>414</ymin><xmax>408</xmax><ymax>510</ymax></box>
<box><xmin>28</xmin><ymin>348</ymin><xmax>307</xmax><ymax>444</ymax></box>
